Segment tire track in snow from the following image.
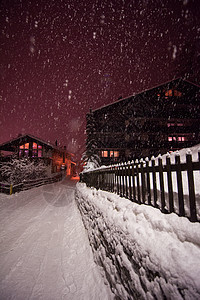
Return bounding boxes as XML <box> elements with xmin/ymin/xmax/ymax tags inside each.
<box><xmin>0</xmin><ymin>183</ymin><xmax>67</xmax><ymax>256</ymax></box>
<box><xmin>0</xmin><ymin>184</ymin><xmax>68</xmax><ymax>281</ymax></box>
<box><xmin>0</xmin><ymin>180</ymin><xmax>114</xmax><ymax>300</ymax></box>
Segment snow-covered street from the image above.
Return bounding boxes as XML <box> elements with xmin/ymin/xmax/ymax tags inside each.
<box><xmin>0</xmin><ymin>179</ymin><xmax>113</xmax><ymax>300</ymax></box>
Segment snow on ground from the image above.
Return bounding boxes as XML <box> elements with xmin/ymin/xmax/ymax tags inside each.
<box><xmin>76</xmin><ymin>182</ymin><xmax>200</xmax><ymax>299</ymax></box>
<box><xmin>0</xmin><ymin>178</ymin><xmax>114</xmax><ymax>300</ymax></box>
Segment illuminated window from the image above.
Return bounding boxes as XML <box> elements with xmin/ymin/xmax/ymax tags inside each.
<box><xmin>168</xmin><ymin>136</ymin><xmax>176</xmax><ymax>141</ymax></box>
<box><xmin>114</xmin><ymin>151</ymin><xmax>119</xmax><ymax>157</ymax></box>
<box><xmin>24</xmin><ymin>150</ymin><xmax>29</xmax><ymax>157</ymax></box>
<box><xmin>174</xmin><ymin>90</ymin><xmax>182</xmax><ymax>97</ymax></box>
<box><xmin>178</xmin><ymin>136</ymin><xmax>186</xmax><ymax>141</ymax></box>
<box><xmin>165</xmin><ymin>89</ymin><xmax>173</xmax><ymax>97</ymax></box>
<box><xmin>165</xmin><ymin>89</ymin><xmax>182</xmax><ymax>97</ymax></box>
<box><xmin>167</xmin><ymin>123</ymin><xmax>175</xmax><ymax>127</ymax></box>
<box><xmin>110</xmin><ymin>151</ymin><xmax>114</xmax><ymax>157</ymax></box>
<box><xmin>168</xmin><ymin>136</ymin><xmax>186</xmax><ymax>142</ymax></box>
<box><xmin>167</xmin><ymin>122</ymin><xmax>183</xmax><ymax>127</ymax></box>
<box><xmin>19</xmin><ymin>143</ymin><xmax>29</xmax><ymax>156</ymax></box>
<box><xmin>32</xmin><ymin>150</ymin><xmax>37</xmax><ymax>157</ymax></box>
<box><xmin>32</xmin><ymin>143</ymin><xmax>43</xmax><ymax>157</ymax></box>
<box><xmin>101</xmin><ymin>151</ymin><xmax>108</xmax><ymax>157</ymax></box>
<box><xmin>33</xmin><ymin>142</ymin><xmax>37</xmax><ymax>149</ymax></box>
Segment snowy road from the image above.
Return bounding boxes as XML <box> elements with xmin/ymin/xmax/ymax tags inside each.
<box><xmin>0</xmin><ymin>178</ymin><xmax>113</xmax><ymax>300</ymax></box>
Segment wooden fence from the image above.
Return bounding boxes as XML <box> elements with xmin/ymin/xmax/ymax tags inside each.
<box><xmin>0</xmin><ymin>173</ymin><xmax>63</xmax><ymax>195</ymax></box>
<box><xmin>80</xmin><ymin>151</ymin><xmax>200</xmax><ymax>222</ymax></box>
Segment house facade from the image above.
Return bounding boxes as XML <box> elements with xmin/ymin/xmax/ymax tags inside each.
<box><xmin>87</xmin><ymin>78</ymin><xmax>200</xmax><ymax>165</ymax></box>
<box><xmin>0</xmin><ymin>134</ymin><xmax>76</xmax><ymax>176</ymax></box>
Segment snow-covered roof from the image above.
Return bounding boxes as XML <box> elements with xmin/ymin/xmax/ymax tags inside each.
<box><xmin>0</xmin><ymin>134</ymin><xmax>58</xmax><ymax>151</ymax></box>
<box><xmin>91</xmin><ymin>77</ymin><xmax>199</xmax><ymax>113</ymax></box>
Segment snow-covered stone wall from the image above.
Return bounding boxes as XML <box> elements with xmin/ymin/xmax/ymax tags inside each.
<box><xmin>75</xmin><ymin>182</ymin><xmax>200</xmax><ymax>300</ymax></box>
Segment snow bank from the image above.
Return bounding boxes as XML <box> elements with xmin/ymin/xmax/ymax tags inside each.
<box><xmin>75</xmin><ymin>183</ymin><xmax>200</xmax><ymax>300</ymax></box>
<box><xmin>154</xmin><ymin>143</ymin><xmax>200</xmax><ymax>164</ymax></box>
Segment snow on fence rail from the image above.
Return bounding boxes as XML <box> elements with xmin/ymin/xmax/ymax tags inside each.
<box><xmin>80</xmin><ymin>149</ymin><xmax>200</xmax><ymax>223</ymax></box>
<box><xmin>0</xmin><ymin>173</ymin><xmax>63</xmax><ymax>195</ymax></box>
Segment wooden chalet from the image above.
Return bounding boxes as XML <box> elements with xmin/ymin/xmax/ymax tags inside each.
<box><xmin>88</xmin><ymin>78</ymin><xmax>200</xmax><ymax>165</ymax></box>
<box><xmin>0</xmin><ymin>134</ymin><xmax>76</xmax><ymax>176</ymax></box>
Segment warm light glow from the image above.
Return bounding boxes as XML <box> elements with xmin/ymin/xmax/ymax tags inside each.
<box><xmin>20</xmin><ymin>145</ymin><xmax>24</xmax><ymax>149</ymax></box>
<box><xmin>114</xmin><ymin>151</ymin><xmax>119</xmax><ymax>157</ymax></box>
<box><xmin>174</xmin><ymin>90</ymin><xmax>182</xmax><ymax>97</ymax></box>
<box><xmin>167</xmin><ymin>122</ymin><xmax>183</xmax><ymax>127</ymax></box>
<box><xmin>165</xmin><ymin>89</ymin><xmax>172</xmax><ymax>97</ymax></box>
<box><xmin>178</xmin><ymin>136</ymin><xmax>186</xmax><ymax>141</ymax></box>
<box><xmin>32</xmin><ymin>150</ymin><xmax>37</xmax><ymax>157</ymax></box>
<box><xmin>24</xmin><ymin>150</ymin><xmax>29</xmax><ymax>156</ymax></box>
<box><xmin>168</xmin><ymin>136</ymin><xmax>186</xmax><ymax>142</ymax></box>
<box><xmin>33</xmin><ymin>142</ymin><xmax>37</xmax><ymax>149</ymax></box>
<box><xmin>101</xmin><ymin>150</ymin><xmax>108</xmax><ymax>157</ymax></box>
<box><xmin>24</xmin><ymin>143</ymin><xmax>29</xmax><ymax>149</ymax></box>
<box><xmin>167</xmin><ymin>123</ymin><xmax>175</xmax><ymax>127</ymax></box>
<box><xmin>165</xmin><ymin>89</ymin><xmax>182</xmax><ymax>97</ymax></box>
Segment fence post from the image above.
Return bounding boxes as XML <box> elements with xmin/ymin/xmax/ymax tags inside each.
<box><xmin>145</xmin><ymin>157</ymin><xmax>151</xmax><ymax>205</ymax></box>
<box><xmin>140</xmin><ymin>158</ymin><xmax>146</xmax><ymax>204</ymax></box>
<box><xmin>175</xmin><ymin>152</ymin><xmax>185</xmax><ymax>217</ymax></box>
<box><xmin>128</xmin><ymin>164</ymin><xmax>132</xmax><ymax>200</ymax></box>
<box><xmin>158</xmin><ymin>155</ymin><xmax>166</xmax><ymax>213</ymax></box>
<box><xmin>10</xmin><ymin>184</ymin><xmax>13</xmax><ymax>195</ymax></box>
<box><xmin>119</xmin><ymin>164</ymin><xmax>122</xmax><ymax>196</ymax></box>
<box><xmin>116</xmin><ymin>165</ymin><xmax>119</xmax><ymax>195</ymax></box>
<box><xmin>135</xmin><ymin>159</ymin><xmax>141</xmax><ymax>204</ymax></box>
<box><xmin>122</xmin><ymin>164</ymin><xmax>125</xmax><ymax>197</ymax></box>
<box><xmin>151</xmin><ymin>157</ymin><xmax>158</xmax><ymax>208</ymax></box>
<box><xmin>131</xmin><ymin>161</ymin><xmax>136</xmax><ymax>202</ymax></box>
<box><xmin>186</xmin><ymin>151</ymin><xmax>197</xmax><ymax>222</ymax></box>
<box><xmin>166</xmin><ymin>154</ymin><xmax>174</xmax><ymax>213</ymax></box>
<box><xmin>113</xmin><ymin>166</ymin><xmax>116</xmax><ymax>193</ymax></box>
<box><xmin>124</xmin><ymin>163</ymin><xmax>129</xmax><ymax>198</ymax></box>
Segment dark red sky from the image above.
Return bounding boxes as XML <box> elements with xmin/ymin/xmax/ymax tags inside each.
<box><xmin>0</xmin><ymin>0</ymin><xmax>199</xmax><ymax>159</ymax></box>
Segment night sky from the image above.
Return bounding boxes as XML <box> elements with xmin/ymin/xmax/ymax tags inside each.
<box><xmin>0</xmin><ymin>0</ymin><xmax>199</xmax><ymax>159</ymax></box>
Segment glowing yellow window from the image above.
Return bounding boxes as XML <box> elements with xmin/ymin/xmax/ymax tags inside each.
<box><xmin>24</xmin><ymin>143</ymin><xmax>29</xmax><ymax>149</ymax></box>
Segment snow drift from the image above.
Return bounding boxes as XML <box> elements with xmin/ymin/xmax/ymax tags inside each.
<box><xmin>76</xmin><ymin>182</ymin><xmax>200</xmax><ymax>299</ymax></box>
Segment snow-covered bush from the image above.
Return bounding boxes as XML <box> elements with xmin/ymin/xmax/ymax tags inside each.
<box><xmin>0</xmin><ymin>157</ymin><xmax>47</xmax><ymax>184</ymax></box>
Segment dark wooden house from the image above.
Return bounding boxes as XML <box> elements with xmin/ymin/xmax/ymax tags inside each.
<box><xmin>0</xmin><ymin>134</ymin><xmax>76</xmax><ymax>175</ymax></box>
<box><xmin>87</xmin><ymin>78</ymin><xmax>200</xmax><ymax>165</ymax></box>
